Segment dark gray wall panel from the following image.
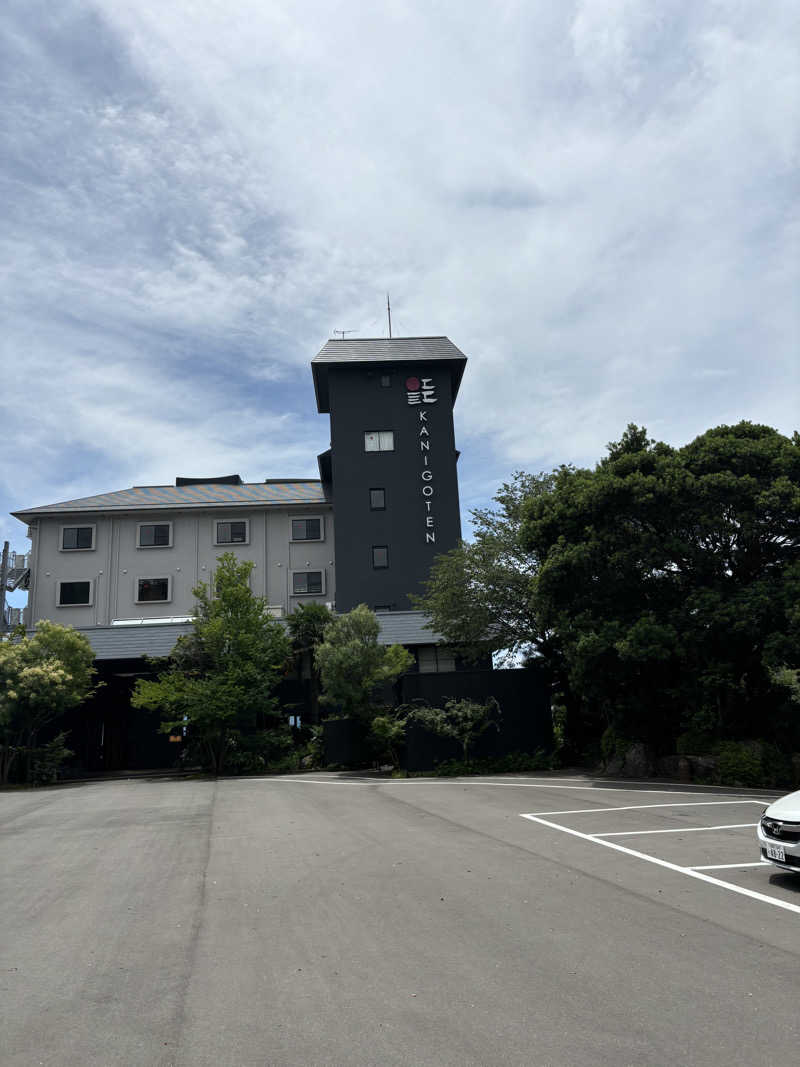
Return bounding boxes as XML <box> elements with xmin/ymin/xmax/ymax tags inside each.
<box><xmin>328</xmin><ymin>361</ymin><xmax>462</xmax><ymax>611</ymax></box>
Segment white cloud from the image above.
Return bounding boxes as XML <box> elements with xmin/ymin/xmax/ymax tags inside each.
<box><xmin>0</xmin><ymin>0</ymin><xmax>797</xmax><ymax>552</ymax></box>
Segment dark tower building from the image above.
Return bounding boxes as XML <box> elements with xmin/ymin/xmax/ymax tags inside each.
<box><xmin>312</xmin><ymin>337</ymin><xmax>467</xmax><ymax>613</ymax></box>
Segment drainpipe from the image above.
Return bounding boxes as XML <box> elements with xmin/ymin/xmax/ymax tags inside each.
<box><xmin>0</xmin><ymin>541</ymin><xmax>8</xmax><ymax>631</ymax></box>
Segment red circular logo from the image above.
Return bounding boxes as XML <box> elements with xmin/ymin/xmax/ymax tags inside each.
<box><xmin>405</xmin><ymin>376</ymin><xmax>420</xmax><ymax>391</ymax></box>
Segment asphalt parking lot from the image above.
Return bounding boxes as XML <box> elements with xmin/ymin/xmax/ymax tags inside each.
<box><xmin>2</xmin><ymin>773</ymin><xmax>799</xmax><ymax>1066</ymax></box>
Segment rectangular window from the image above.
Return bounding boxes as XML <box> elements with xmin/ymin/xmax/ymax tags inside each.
<box><xmin>372</xmin><ymin>545</ymin><xmax>389</xmax><ymax>569</ymax></box>
<box><xmin>291</xmin><ymin>517</ymin><xmax>323</xmax><ymax>541</ymax></box>
<box><xmin>57</xmin><ymin>580</ymin><xmax>92</xmax><ymax>606</ymax></box>
<box><xmin>215</xmin><ymin>520</ymin><xmax>248</xmax><ymax>545</ymax></box>
<box><xmin>292</xmin><ymin>570</ymin><xmax>324</xmax><ymax>595</ymax></box>
<box><xmin>137</xmin><ymin>523</ymin><xmax>172</xmax><ymax>548</ymax></box>
<box><xmin>61</xmin><ymin>526</ymin><xmax>95</xmax><ymax>551</ymax></box>
<box><xmin>136</xmin><ymin>577</ymin><xmax>171</xmax><ymax>603</ymax></box>
<box><xmin>380</xmin><ymin>374</ymin><xmax>392</xmax><ymax>388</ymax></box>
<box><xmin>364</xmin><ymin>431</ymin><xmax>394</xmax><ymax>452</ymax></box>
<box><xmin>369</xmin><ymin>488</ymin><xmax>386</xmax><ymax>510</ymax></box>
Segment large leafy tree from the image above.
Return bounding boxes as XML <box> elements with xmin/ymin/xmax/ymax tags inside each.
<box><xmin>132</xmin><ymin>553</ymin><xmax>291</xmax><ymax>774</ymax></box>
<box><xmin>412</xmin><ymin>471</ymin><xmax>558</xmax><ymax>665</ymax></box>
<box><xmin>0</xmin><ymin>621</ymin><xmax>96</xmax><ymax>783</ymax></box>
<box><xmin>522</xmin><ymin>422</ymin><xmax>800</xmax><ymax>751</ymax></box>
<box><xmin>286</xmin><ymin>602</ymin><xmax>335</xmax><ymax>723</ymax></box>
<box><xmin>315</xmin><ymin>604</ymin><xmax>413</xmax><ymax>721</ymax></box>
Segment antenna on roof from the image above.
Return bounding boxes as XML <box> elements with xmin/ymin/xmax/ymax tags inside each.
<box><xmin>333</xmin><ymin>329</ymin><xmax>357</xmax><ymax>339</ymax></box>
<box><xmin>387</xmin><ymin>293</ymin><xmax>392</xmax><ymax>338</ymax></box>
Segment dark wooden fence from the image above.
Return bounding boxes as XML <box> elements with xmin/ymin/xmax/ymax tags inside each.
<box><xmin>322</xmin><ymin>666</ymin><xmax>553</xmax><ymax>770</ymax></box>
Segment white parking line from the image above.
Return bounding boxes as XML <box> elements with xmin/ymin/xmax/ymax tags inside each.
<box><xmin>595</xmin><ymin>822</ymin><xmax>758</xmax><ymax>837</ymax></box>
<box><xmin>690</xmin><ymin>862</ymin><xmax>770</xmax><ymax>871</ymax></box>
<box><xmin>520</xmin><ymin>813</ymin><xmax>800</xmax><ymax>916</ymax></box>
<box><xmin>242</xmin><ymin>777</ymin><xmax>380</xmax><ymax>784</ymax></box>
<box><xmin>530</xmin><ymin>800</ymin><xmax>766</xmax><ymax>816</ymax></box>
<box><xmin>454</xmin><ymin>782</ymin><xmax>771</xmax><ymax>794</ymax></box>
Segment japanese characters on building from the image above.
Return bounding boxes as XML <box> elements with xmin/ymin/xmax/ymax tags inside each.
<box><xmin>405</xmin><ymin>376</ymin><xmax>438</xmax><ymax>405</ymax></box>
<box><xmin>407</xmin><ymin>377</ymin><xmax>437</xmax><ymax>545</ymax></box>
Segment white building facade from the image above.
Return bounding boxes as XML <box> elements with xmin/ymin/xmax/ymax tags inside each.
<box><xmin>17</xmin><ymin>478</ymin><xmax>335</xmax><ymax>631</ymax></box>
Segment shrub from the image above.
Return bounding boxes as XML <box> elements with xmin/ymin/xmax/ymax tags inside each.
<box><xmin>432</xmin><ymin>750</ymin><xmax>552</xmax><ymax>777</ymax></box>
<box><xmin>303</xmin><ymin>725</ymin><xmax>325</xmax><ymax>768</ymax></box>
<box><xmin>224</xmin><ymin>727</ymin><xmax>294</xmax><ymax>774</ymax></box>
<box><xmin>757</xmin><ymin>741</ymin><xmax>793</xmax><ymax>788</ymax></box>
<box><xmin>599</xmin><ymin>725</ymin><xmax>630</xmax><ymax>767</ymax></box>
<box><xmin>714</xmin><ymin>741</ymin><xmax>763</xmax><ymax>787</ymax></box>
<box><xmin>369</xmin><ymin>713</ymin><xmax>406</xmax><ymax>767</ymax></box>
<box><xmin>30</xmin><ymin>732</ymin><xmax>74</xmax><ymax>786</ymax></box>
<box><xmin>676</xmin><ymin>730</ymin><xmax>715</xmax><ymax>756</ymax></box>
<box><xmin>406</xmin><ymin>697</ymin><xmax>501</xmax><ymax>763</ymax></box>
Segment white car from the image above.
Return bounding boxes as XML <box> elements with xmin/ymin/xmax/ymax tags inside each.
<box><xmin>758</xmin><ymin>789</ymin><xmax>800</xmax><ymax>872</ymax></box>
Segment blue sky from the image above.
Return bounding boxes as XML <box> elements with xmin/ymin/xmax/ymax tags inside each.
<box><xmin>2</xmin><ymin>1</ymin><xmax>798</xmax><ymax>577</ymax></box>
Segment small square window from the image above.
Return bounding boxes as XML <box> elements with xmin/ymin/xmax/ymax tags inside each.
<box><xmin>372</xmin><ymin>545</ymin><xmax>389</xmax><ymax>569</ymax></box>
<box><xmin>137</xmin><ymin>523</ymin><xmax>172</xmax><ymax>548</ymax></box>
<box><xmin>292</xmin><ymin>570</ymin><xmax>324</xmax><ymax>595</ymax></box>
<box><xmin>364</xmin><ymin>431</ymin><xmax>394</xmax><ymax>452</ymax></box>
<box><xmin>57</xmin><ymin>580</ymin><xmax>92</xmax><ymax>606</ymax></box>
<box><xmin>369</xmin><ymin>488</ymin><xmax>386</xmax><ymax>511</ymax></box>
<box><xmin>61</xmin><ymin>526</ymin><xmax>94</xmax><ymax>550</ymax></box>
<box><xmin>380</xmin><ymin>374</ymin><xmax>391</xmax><ymax>388</ymax></box>
<box><xmin>215</xmin><ymin>520</ymin><xmax>248</xmax><ymax>545</ymax></box>
<box><xmin>136</xmin><ymin>577</ymin><xmax>171</xmax><ymax>603</ymax></box>
<box><xmin>291</xmin><ymin>517</ymin><xmax>323</xmax><ymax>541</ymax></box>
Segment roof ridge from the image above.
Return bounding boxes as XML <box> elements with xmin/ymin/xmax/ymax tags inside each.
<box><xmin>326</xmin><ymin>335</ymin><xmax>448</xmax><ymax>341</ymax></box>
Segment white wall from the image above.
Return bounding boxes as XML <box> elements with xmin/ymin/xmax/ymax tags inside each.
<box><xmin>25</xmin><ymin>506</ymin><xmax>335</xmax><ymax>626</ymax></box>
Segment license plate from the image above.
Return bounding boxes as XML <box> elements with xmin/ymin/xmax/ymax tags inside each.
<box><xmin>766</xmin><ymin>843</ymin><xmax>786</xmax><ymax>862</ymax></box>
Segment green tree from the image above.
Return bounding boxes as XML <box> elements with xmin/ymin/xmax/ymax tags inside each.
<box><xmin>0</xmin><ymin>621</ymin><xmax>96</xmax><ymax>784</ymax></box>
<box><xmin>132</xmin><ymin>553</ymin><xmax>291</xmax><ymax>775</ymax></box>
<box><xmin>412</xmin><ymin>471</ymin><xmax>557</xmax><ymax>665</ymax></box>
<box><xmin>407</xmin><ymin>697</ymin><xmax>501</xmax><ymax>763</ymax></box>
<box><xmin>369</xmin><ymin>712</ymin><xmax>407</xmax><ymax>768</ymax></box>
<box><xmin>286</xmin><ymin>602</ymin><xmax>335</xmax><ymax>723</ymax></box>
<box><xmin>315</xmin><ymin>604</ymin><xmax>413</xmax><ymax>721</ymax></box>
<box><xmin>771</xmin><ymin>666</ymin><xmax>800</xmax><ymax>705</ymax></box>
<box><xmin>522</xmin><ymin>421</ymin><xmax>800</xmax><ymax>753</ymax></box>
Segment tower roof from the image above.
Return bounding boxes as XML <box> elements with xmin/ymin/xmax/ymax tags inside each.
<box><xmin>311</xmin><ymin>336</ymin><xmax>467</xmax><ymax>412</ymax></box>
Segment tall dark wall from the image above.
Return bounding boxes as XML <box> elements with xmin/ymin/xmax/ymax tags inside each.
<box><xmin>400</xmin><ymin>667</ymin><xmax>553</xmax><ymax>771</ymax></box>
<box><xmin>328</xmin><ymin>361</ymin><xmax>462</xmax><ymax>611</ymax></box>
<box><xmin>55</xmin><ymin>660</ymin><xmax>177</xmax><ymax>773</ymax></box>
<box><xmin>320</xmin><ymin>667</ymin><xmax>553</xmax><ymax>770</ymax></box>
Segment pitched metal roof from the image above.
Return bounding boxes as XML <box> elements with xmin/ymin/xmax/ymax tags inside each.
<box><xmin>80</xmin><ymin>623</ymin><xmax>195</xmax><ymax>660</ymax></box>
<box><xmin>312</xmin><ymin>336</ymin><xmax>467</xmax><ymax>412</ymax></box>
<box><xmin>374</xmin><ymin>610</ymin><xmax>443</xmax><ymax>645</ymax></box>
<box><xmin>56</xmin><ymin>611</ymin><xmax>441</xmax><ymax>660</ymax></box>
<box><xmin>13</xmin><ymin>480</ymin><xmax>327</xmax><ymax>520</ymax></box>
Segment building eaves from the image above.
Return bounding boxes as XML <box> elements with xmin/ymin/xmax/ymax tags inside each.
<box><xmin>312</xmin><ymin>336</ymin><xmax>467</xmax><ymax>412</ymax></box>
<box><xmin>56</xmin><ymin>611</ymin><xmax>441</xmax><ymax>660</ymax></box>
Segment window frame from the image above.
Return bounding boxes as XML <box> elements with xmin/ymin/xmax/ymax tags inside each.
<box><xmin>372</xmin><ymin>545</ymin><xmax>389</xmax><ymax>569</ymax></box>
<box><xmin>369</xmin><ymin>488</ymin><xmax>386</xmax><ymax>511</ymax></box>
<box><xmin>290</xmin><ymin>516</ymin><xmax>325</xmax><ymax>542</ymax></box>
<box><xmin>134</xmin><ymin>576</ymin><xmax>173</xmax><ymax>604</ymax></box>
<box><xmin>136</xmin><ymin>521</ymin><xmax>174</xmax><ymax>549</ymax></box>
<box><xmin>214</xmin><ymin>518</ymin><xmax>250</xmax><ymax>546</ymax></box>
<box><xmin>59</xmin><ymin>524</ymin><xmax>96</xmax><ymax>552</ymax></box>
<box><xmin>364</xmin><ymin>430</ymin><xmax>395</xmax><ymax>453</ymax></box>
<box><xmin>56</xmin><ymin>579</ymin><xmax>94</xmax><ymax>607</ymax></box>
<box><xmin>290</xmin><ymin>569</ymin><xmax>326</xmax><ymax>596</ymax></box>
